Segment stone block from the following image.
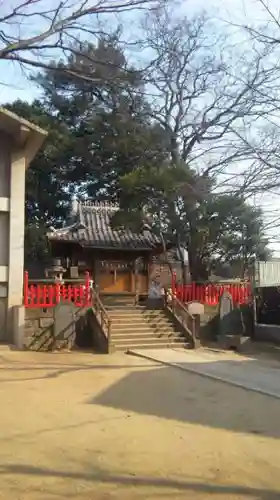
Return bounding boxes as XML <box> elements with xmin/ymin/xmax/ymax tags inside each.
<box><xmin>216</xmin><ymin>334</ymin><xmax>250</xmax><ymax>351</ymax></box>
<box><xmin>40</xmin><ymin>317</ymin><xmax>54</xmax><ymax>328</ymax></box>
<box><xmin>25</xmin><ymin>319</ymin><xmax>39</xmax><ymax>328</ymax></box>
<box><xmin>24</xmin><ymin>326</ymin><xmax>43</xmax><ymax>338</ymax></box>
<box><xmin>54</xmin><ymin>303</ymin><xmax>75</xmax><ymax>341</ymax></box>
<box><xmin>25</xmin><ymin>340</ymin><xmax>44</xmax><ymax>351</ymax></box>
<box><xmin>25</xmin><ymin>332</ymin><xmax>54</xmax><ymax>351</ymax></box>
<box><xmin>24</xmin><ymin>337</ymin><xmax>39</xmax><ymax>349</ymax></box>
<box><xmin>187</xmin><ymin>301</ymin><xmax>205</xmax><ymax>316</ymax></box>
<box><xmin>39</xmin><ymin>336</ymin><xmax>54</xmax><ymax>351</ymax></box>
<box><xmin>25</xmin><ymin>308</ymin><xmax>54</xmax><ymax>319</ymax></box>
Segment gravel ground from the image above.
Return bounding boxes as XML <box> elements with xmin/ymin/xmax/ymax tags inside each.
<box><xmin>0</xmin><ymin>349</ymin><xmax>279</xmax><ymax>500</ymax></box>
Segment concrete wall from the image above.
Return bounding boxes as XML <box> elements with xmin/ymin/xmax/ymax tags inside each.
<box><xmin>0</xmin><ymin>110</ymin><xmax>47</xmax><ymax>344</ymax></box>
<box><xmin>7</xmin><ymin>153</ymin><xmax>26</xmax><ymax>336</ymax></box>
<box><xmin>0</xmin><ymin>133</ymin><xmax>29</xmax><ymax>341</ymax></box>
<box><xmin>0</xmin><ymin>213</ymin><xmax>9</xmax><ymax>266</ymax></box>
<box><xmin>0</xmin><ymin>132</ymin><xmax>11</xmax><ymax>340</ymax></box>
<box><xmin>0</xmin><ymin>298</ymin><xmax>7</xmax><ymax>340</ymax></box>
<box><xmin>0</xmin><ymin>133</ymin><xmax>11</xmax><ymax>197</ymax></box>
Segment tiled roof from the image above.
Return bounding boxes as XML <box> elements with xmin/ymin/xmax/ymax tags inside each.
<box><xmin>47</xmin><ymin>201</ymin><xmax>162</xmax><ymax>251</ymax></box>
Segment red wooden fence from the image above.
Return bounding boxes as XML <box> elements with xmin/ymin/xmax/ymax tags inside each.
<box><xmin>23</xmin><ymin>270</ymin><xmax>251</xmax><ymax>308</ymax></box>
<box><xmin>171</xmin><ymin>280</ymin><xmax>251</xmax><ymax>306</ymax></box>
<box><xmin>23</xmin><ymin>271</ymin><xmax>92</xmax><ymax>308</ymax></box>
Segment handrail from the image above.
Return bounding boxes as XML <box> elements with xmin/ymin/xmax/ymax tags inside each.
<box><xmin>25</xmin><ymin>278</ymin><xmax>91</xmax><ymax>284</ymax></box>
<box><xmin>92</xmin><ymin>288</ymin><xmax>112</xmax><ymax>342</ymax></box>
<box><xmin>164</xmin><ymin>288</ymin><xmax>198</xmax><ymax>346</ymax></box>
<box><xmin>168</xmin><ymin>289</ymin><xmax>195</xmax><ymax>318</ymax></box>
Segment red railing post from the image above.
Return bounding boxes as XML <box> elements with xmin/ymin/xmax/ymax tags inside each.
<box><xmin>43</xmin><ymin>285</ymin><xmax>48</xmax><ymax>307</ymax></box>
<box><xmin>75</xmin><ymin>285</ymin><xmax>81</xmax><ymax>307</ymax></box>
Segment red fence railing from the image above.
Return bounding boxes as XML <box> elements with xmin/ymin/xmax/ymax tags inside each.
<box><xmin>171</xmin><ymin>281</ymin><xmax>251</xmax><ymax>306</ymax></box>
<box><xmin>23</xmin><ymin>271</ymin><xmax>92</xmax><ymax>308</ymax></box>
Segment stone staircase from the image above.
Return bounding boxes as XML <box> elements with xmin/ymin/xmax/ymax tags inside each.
<box><xmin>100</xmin><ymin>294</ymin><xmax>191</xmax><ymax>351</ymax></box>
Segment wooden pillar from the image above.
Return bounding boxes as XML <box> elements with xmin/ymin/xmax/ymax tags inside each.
<box><xmin>131</xmin><ymin>261</ymin><xmax>136</xmax><ymax>293</ymax></box>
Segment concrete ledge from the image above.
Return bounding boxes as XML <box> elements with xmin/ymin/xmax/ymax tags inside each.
<box><xmin>0</xmin><ymin>197</ymin><xmax>9</xmax><ymax>212</ymax></box>
<box><xmin>127</xmin><ymin>349</ymin><xmax>280</xmax><ymax>400</ymax></box>
<box><xmin>254</xmin><ymin>323</ymin><xmax>280</xmax><ymax>344</ymax></box>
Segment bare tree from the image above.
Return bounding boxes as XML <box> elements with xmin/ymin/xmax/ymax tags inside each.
<box><xmin>130</xmin><ymin>7</ymin><xmax>276</xmax><ymax>279</ymax></box>
<box><xmin>241</xmin><ymin>0</ymin><xmax>280</xmax><ymax>46</ymax></box>
<box><xmin>141</xmin><ymin>7</ymin><xmax>276</xmax><ymax>189</ymax></box>
<box><xmin>0</xmin><ymin>0</ymin><xmax>164</xmax><ymax>78</ymax></box>
<box><xmin>222</xmin><ymin>0</ymin><xmax>280</xmax><ymax>194</ymax></box>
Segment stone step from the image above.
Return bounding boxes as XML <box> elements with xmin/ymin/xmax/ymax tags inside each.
<box><xmin>111</xmin><ymin>334</ymin><xmax>185</xmax><ymax>342</ymax></box>
<box><xmin>105</xmin><ymin>304</ymin><xmax>146</xmax><ymax>309</ymax></box>
<box><xmin>107</xmin><ymin>309</ymin><xmax>165</xmax><ymax>316</ymax></box>
<box><xmin>101</xmin><ymin>298</ymin><xmax>137</xmax><ymax>306</ymax></box>
<box><xmin>103</xmin><ymin>303</ymin><xmax>137</xmax><ymax>308</ymax></box>
<box><xmin>111</xmin><ymin>318</ymin><xmax>175</xmax><ymax>327</ymax></box>
<box><xmin>110</xmin><ymin>316</ymin><xmax>173</xmax><ymax>324</ymax></box>
<box><xmin>109</xmin><ymin>315</ymin><xmax>166</xmax><ymax>321</ymax></box>
<box><xmin>93</xmin><ymin>300</ymin><xmax>193</xmax><ymax>352</ymax></box>
<box><xmin>112</xmin><ymin>335</ymin><xmax>186</xmax><ymax>345</ymax></box>
<box><xmin>111</xmin><ymin>326</ymin><xmax>183</xmax><ymax>336</ymax></box>
<box><xmin>111</xmin><ymin>325</ymin><xmax>181</xmax><ymax>335</ymax></box>
<box><xmin>113</xmin><ymin>341</ymin><xmax>190</xmax><ymax>351</ymax></box>
<box><xmin>105</xmin><ymin>307</ymin><xmax>146</xmax><ymax>312</ymax></box>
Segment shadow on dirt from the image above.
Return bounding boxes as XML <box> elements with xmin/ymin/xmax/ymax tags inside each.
<box><xmin>90</xmin><ymin>357</ymin><xmax>280</xmax><ymax>439</ymax></box>
<box><xmin>0</xmin><ymin>463</ymin><xmax>278</xmax><ymax>499</ymax></box>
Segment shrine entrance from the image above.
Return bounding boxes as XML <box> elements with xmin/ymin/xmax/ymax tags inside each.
<box><xmin>98</xmin><ymin>261</ymin><xmax>133</xmax><ymax>293</ymax></box>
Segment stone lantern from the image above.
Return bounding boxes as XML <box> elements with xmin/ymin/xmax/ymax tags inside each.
<box><xmin>45</xmin><ymin>258</ymin><xmax>66</xmax><ymax>282</ymax></box>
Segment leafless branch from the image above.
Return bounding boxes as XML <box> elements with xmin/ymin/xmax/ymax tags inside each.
<box><xmin>139</xmin><ymin>5</ymin><xmax>276</xmax><ymax>197</ymax></box>
<box><xmin>0</xmin><ymin>0</ymin><xmax>165</xmax><ymax>75</ymax></box>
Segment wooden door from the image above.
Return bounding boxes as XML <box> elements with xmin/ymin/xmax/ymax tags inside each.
<box><xmin>137</xmin><ymin>273</ymin><xmax>149</xmax><ymax>294</ymax></box>
<box><xmin>99</xmin><ymin>269</ymin><xmax>131</xmax><ymax>292</ymax></box>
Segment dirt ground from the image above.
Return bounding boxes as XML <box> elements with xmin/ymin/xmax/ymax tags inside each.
<box><xmin>0</xmin><ymin>349</ymin><xmax>279</xmax><ymax>500</ymax></box>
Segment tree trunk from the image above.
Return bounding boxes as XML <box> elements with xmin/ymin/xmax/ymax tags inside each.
<box><xmin>176</xmin><ymin>239</ymin><xmax>188</xmax><ymax>285</ymax></box>
<box><xmin>159</xmin><ymin>231</ymin><xmax>173</xmax><ymax>278</ymax></box>
<box><xmin>181</xmin><ymin>261</ymin><xmax>188</xmax><ymax>285</ymax></box>
<box><xmin>188</xmin><ymin>247</ymin><xmax>209</xmax><ymax>282</ymax></box>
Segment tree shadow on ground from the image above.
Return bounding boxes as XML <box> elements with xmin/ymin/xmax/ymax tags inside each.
<box><xmin>90</xmin><ymin>360</ymin><xmax>280</xmax><ymax>438</ymax></box>
<box><xmin>0</xmin><ymin>357</ymin><xmax>158</xmax><ymax>383</ymax></box>
<box><xmin>0</xmin><ymin>463</ymin><xmax>278</xmax><ymax>499</ymax></box>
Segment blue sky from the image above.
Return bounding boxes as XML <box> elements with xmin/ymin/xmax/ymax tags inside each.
<box><xmin>2</xmin><ymin>0</ymin><xmax>280</xmax><ymax>253</ymax></box>
<box><xmin>0</xmin><ymin>0</ymin><xmax>254</xmax><ymax>104</ymax></box>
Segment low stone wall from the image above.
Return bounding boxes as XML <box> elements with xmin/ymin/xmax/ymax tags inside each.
<box><xmin>200</xmin><ymin>306</ymin><xmax>219</xmax><ymax>341</ymax></box>
<box><xmin>24</xmin><ymin>303</ymin><xmax>93</xmax><ymax>351</ymax></box>
<box><xmin>199</xmin><ymin>304</ymin><xmax>254</xmax><ymax>342</ymax></box>
<box><xmin>24</xmin><ymin>308</ymin><xmax>55</xmax><ymax>351</ymax></box>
